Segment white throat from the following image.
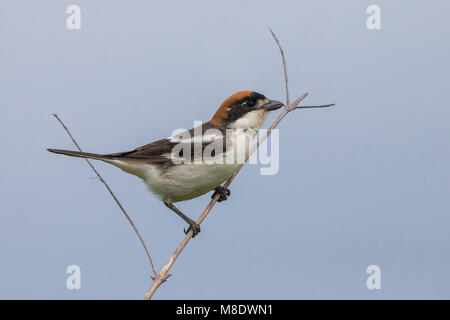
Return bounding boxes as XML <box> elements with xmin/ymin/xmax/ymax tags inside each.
<box><xmin>230</xmin><ymin>109</ymin><xmax>269</xmax><ymax>134</ymax></box>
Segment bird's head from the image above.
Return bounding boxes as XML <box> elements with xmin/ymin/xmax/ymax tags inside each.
<box><xmin>210</xmin><ymin>91</ymin><xmax>284</xmax><ymax>129</ymax></box>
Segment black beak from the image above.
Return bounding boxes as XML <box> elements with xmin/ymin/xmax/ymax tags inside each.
<box><xmin>262</xmin><ymin>99</ymin><xmax>284</xmax><ymax>111</ymax></box>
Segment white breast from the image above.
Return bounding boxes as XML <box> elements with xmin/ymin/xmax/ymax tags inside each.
<box><xmin>142</xmin><ymin>162</ymin><xmax>240</xmax><ymax>202</ymax></box>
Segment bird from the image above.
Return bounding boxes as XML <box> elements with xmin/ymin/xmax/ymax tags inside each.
<box><xmin>48</xmin><ymin>91</ymin><xmax>283</xmax><ymax>237</ymax></box>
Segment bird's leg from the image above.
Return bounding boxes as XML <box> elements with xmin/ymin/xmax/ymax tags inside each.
<box><xmin>163</xmin><ymin>200</ymin><xmax>201</xmax><ymax>238</ymax></box>
<box><xmin>212</xmin><ymin>186</ymin><xmax>231</xmax><ymax>202</ymax></box>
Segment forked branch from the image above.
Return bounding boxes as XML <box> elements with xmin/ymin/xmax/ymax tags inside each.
<box><xmin>143</xmin><ymin>29</ymin><xmax>334</xmax><ymax>299</ymax></box>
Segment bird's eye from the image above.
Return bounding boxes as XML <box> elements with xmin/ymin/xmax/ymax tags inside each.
<box><xmin>247</xmin><ymin>98</ymin><xmax>256</xmax><ymax>107</ymax></box>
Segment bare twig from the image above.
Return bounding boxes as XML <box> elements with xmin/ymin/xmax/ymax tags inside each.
<box><xmin>295</xmin><ymin>103</ymin><xmax>335</xmax><ymax>109</ymax></box>
<box><xmin>269</xmin><ymin>27</ymin><xmax>289</xmax><ymax>105</ymax></box>
<box><xmin>52</xmin><ymin>114</ymin><xmax>158</xmax><ymax>279</ymax></box>
<box><xmin>144</xmin><ymin>29</ymin><xmax>335</xmax><ymax>299</ymax></box>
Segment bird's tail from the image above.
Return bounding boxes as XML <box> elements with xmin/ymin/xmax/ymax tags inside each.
<box><xmin>47</xmin><ymin>148</ymin><xmax>112</xmax><ymax>161</ymax></box>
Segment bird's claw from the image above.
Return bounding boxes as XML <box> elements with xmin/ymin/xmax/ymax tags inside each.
<box><xmin>212</xmin><ymin>186</ymin><xmax>231</xmax><ymax>202</ymax></box>
<box><xmin>184</xmin><ymin>221</ymin><xmax>201</xmax><ymax>238</ymax></box>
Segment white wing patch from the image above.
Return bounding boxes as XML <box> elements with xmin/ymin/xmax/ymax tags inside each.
<box><xmin>168</xmin><ymin>129</ymin><xmax>223</xmax><ymax>144</ymax></box>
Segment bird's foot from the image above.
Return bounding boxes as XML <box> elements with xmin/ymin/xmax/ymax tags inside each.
<box><xmin>184</xmin><ymin>221</ymin><xmax>201</xmax><ymax>238</ymax></box>
<box><xmin>212</xmin><ymin>186</ymin><xmax>231</xmax><ymax>202</ymax></box>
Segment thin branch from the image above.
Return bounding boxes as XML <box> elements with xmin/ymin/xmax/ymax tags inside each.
<box><xmin>52</xmin><ymin>114</ymin><xmax>158</xmax><ymax>279</ymax></box>
<box><xmin>269</xmin><ymin>28</ymin><xmax>290</xmax><ymax>106</ymax></box>
<box><xmin>144</xmin><ymin>29</ymin><xmax>334</xmax><ymax>299</ymax></box>
<box><xmin>292</xmin><ymin>92</ymin><xmax>309</xmax><ymax>106</ymax></box>
<box><xmin>294</xmin><ymin>103</ymin><xmax>335</xmax><ymax>109</ymax></box>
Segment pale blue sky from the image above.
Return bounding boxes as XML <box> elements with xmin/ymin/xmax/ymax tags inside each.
<box><xmin>1</xmin><ymin>0</ymin><xmax>449</xmax><ymax>299</ymax></box>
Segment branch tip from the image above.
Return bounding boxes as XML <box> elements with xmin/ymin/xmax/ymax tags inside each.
<box><xmin>294</xmin><ymin>103</ymin><xmax>335</xmax><ymax>110</ymax></box>
<box><xmin>268</xmin><ymin>27</ymin><xmax>290</xmax><ymax>105</ymax></box>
